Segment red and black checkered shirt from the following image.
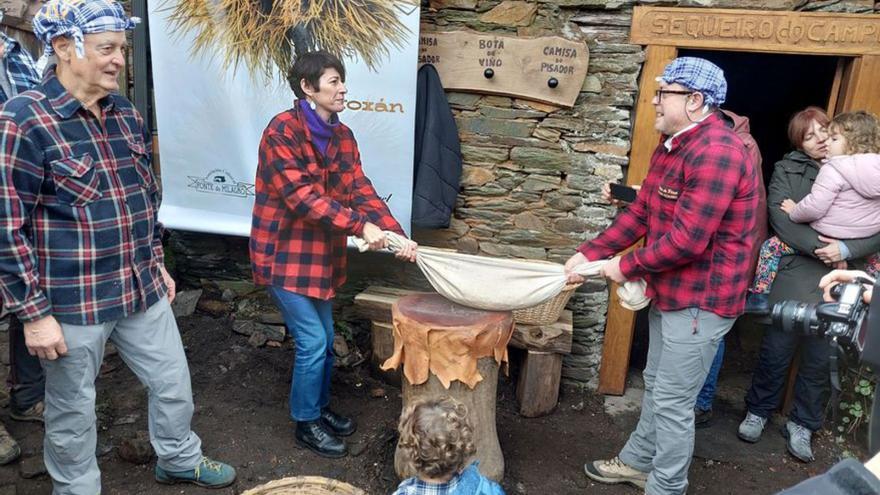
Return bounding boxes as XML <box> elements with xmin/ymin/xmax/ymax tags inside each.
<box><xmin>250</xmin><ymin>103</ymin><xmax>405</xmax><ymax>300</ymax></box>
<box><xmin>579</xmin><ymin>112</ymin><xmax>760</xmax><ymax>318</ymax></box>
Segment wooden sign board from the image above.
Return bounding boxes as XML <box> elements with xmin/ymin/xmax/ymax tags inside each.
<box><xmin>631</xmin><ymin>6</ymin><xmax>880</xmax><ymax>56</ymax></box>
<box><xmin>419</xmin><ymin>29</ymin><xmax>589</xmax><ymax>108</ymax></box>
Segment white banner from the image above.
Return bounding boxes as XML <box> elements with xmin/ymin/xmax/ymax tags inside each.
<box><xmin>147</xmin><ymin>2</ymin><xmax>420</xmax><ymax>237</ymax></box>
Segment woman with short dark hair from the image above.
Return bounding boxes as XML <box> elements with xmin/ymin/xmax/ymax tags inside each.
<box><xmin>250</xmin><ymin>50</ymin><xmax>417</xmax><ymax>458</ymax></box>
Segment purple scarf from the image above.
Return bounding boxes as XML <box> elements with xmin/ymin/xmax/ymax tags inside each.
<box><xmin>299</xmin><ymin>99</ymin><xmax>338</xmax><ymax>157</ymax></box>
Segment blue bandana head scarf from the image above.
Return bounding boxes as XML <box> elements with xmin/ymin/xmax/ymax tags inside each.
<box><xmin>33</xmin><ymin>0</ymin><xmax>140</xmax><ymax>59</ymax></box>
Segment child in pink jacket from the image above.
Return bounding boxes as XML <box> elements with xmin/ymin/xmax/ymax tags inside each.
<box><xmin>746</xmin><ymin>111</ymin><xmax>880</xmax><ymax>314</ymax></box>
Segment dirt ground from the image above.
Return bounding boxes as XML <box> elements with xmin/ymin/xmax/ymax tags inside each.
<box><xmin>0</xmin><ymin>313</ymin><xmax>851</xmax><ymax>494</ymax></box>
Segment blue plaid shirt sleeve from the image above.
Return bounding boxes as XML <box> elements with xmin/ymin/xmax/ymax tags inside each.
<box><xmin>0</xmin><ymin>117</ymin><xmax>52</xmax><ymax>321</ymax></box>
<box><xmin>0</xmin><ymin>33</ymin><xmax>40</xmax><ymax>100</ymax></box>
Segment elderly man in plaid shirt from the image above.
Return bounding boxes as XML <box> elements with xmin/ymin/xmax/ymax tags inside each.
<box><xmin>567</xmin><ymin>57</ymin><xmax>761</xmax><ymax>495</ymax></box>
<box><xmin>0</xmin><ymin>1</ymin><xmax>235</xmax><ymax>493</ymax></box>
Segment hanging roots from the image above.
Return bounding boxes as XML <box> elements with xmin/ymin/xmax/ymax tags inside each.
<box><xmin>161</xmin><ymin>0</ymin><xmax>416</xmax><ymax>80</ymax></box>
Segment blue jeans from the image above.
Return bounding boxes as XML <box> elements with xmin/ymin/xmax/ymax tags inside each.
<box><xmin>269</xmin><ymin>287</ymin><xmax>335</xmax><ymax>422</ymax></box>
<box><xmin>695</xmin><ymin>339</ymin><xmax>725</xmax><ymax>412</ymax></box>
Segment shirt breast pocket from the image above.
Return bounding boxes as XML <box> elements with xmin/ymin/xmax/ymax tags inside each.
<box><xmin>127</xmin><ymin>139</ymin><xmax>158</xmax><ymax>195</ymax></box>
<box><xmin>50</xmin><ymin>155</ymin><xmax>102</xmax><ymax>206</ymax></box>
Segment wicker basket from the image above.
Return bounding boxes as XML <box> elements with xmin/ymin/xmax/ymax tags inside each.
<box><xmin>512</xmin><ymin>283</ymin><xmax>580</xmax><ymax>326</ymax></box>
<box><xmin>241</xmin><ymin>476</ymin><xmax>367</xmax><ymax>495</ymax></box>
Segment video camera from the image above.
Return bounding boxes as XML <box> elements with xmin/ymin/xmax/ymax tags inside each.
<box><xmin>771</xmin><ymin>275</ymin><xmax>880</xmax><ymax>453</ymax></box>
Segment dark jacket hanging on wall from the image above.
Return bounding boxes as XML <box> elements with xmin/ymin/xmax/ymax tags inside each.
<box><xmin>411</xmin><ymin>64</ymin><xmax>462</xmax><ymax>228</ymax></box>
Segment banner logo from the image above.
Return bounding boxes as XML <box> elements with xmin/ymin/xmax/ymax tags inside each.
<box><xmin>187</xmin><ymin>169</ymin><xmax>255</xmax><ymax>198</ymax></box>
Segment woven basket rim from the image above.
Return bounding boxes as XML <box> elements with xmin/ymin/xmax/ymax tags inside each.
<box><xmin>513</xmin><ymin>283</ymin><xmax>581</xmax><ymax>325</ymax></box>
<box><xmin>241</xmin><ymin>475</ymin><xmax>367</xmax><ymax>495</ymax></box>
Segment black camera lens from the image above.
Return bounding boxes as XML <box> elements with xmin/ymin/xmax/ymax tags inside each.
<box><xmin>771</xmin><ymin>300</ymin><xmax>821</xmax><ymax>336</ymax></box>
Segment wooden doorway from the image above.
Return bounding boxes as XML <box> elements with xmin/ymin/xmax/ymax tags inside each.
<box><xmin>598</xmin><ymin>6</ymin><xmax>880</xmax><ymax>395</ymax></box>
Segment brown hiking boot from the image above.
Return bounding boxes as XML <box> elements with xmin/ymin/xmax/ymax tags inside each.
<box><xmin>10</xmin><ymin>400</ymin><xmax>44</xmax><ymax>423</ymax></box>
<box><xmin>0</xmin><ymin>423</ymin><xmax>21</xmax><ymax>465</ymax></box>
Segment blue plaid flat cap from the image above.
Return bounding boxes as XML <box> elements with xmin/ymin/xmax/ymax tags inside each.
<box><xmin>33</xmin><ymin>0</ymin><xmax>140</xmax><ymax>58</ymax></box>
<box><xmin>659</xmin><ymin>57</ymin><xmax>727</xmax><ymax>107</ymax></box>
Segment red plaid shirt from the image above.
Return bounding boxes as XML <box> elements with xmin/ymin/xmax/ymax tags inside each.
<box><xmin>250</xmin><ymin>103</ymin><xmax>405</xmax><ymax>299</ymax></box>
<box><xmin>579</xmin><ymin>113</ymin><xmax>760</xmax><ymax>317</ymax></box>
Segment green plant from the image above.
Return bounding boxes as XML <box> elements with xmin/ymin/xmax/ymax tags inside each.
<box><xmin>836</xmin><ymin>364</ymin><xmax>876</xmax><ymax>447</ymax></box>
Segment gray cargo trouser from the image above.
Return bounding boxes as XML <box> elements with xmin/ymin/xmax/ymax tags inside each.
<box><xmin>619</xmin><ymin>306</ymin><xmax>735</xmax><ymax>495</ymax></box>
<box><xmin>42</xmin><ymin>297</ymin><xmax>203</xmax><ymax>495</ymax></box>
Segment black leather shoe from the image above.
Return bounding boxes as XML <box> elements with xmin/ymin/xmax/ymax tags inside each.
<box><xmin>295</xmin><ymin>420</ymin><xmax>347</xmax><ymax>458</ymax></box>
<box><xmin>321</xmin><ymin>408</ymin><xmax>357</xmax><ymax>437</ymax></box>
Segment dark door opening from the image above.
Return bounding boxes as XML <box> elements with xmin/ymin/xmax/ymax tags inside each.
<box><xmin>678</xmin><ymin>49</ymin><xmax>840</xmax><ymax>184</ymax></box>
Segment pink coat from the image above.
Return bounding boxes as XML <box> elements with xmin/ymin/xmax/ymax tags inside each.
<box><xmin>789</xmin><ymin>153</ymin><xmax>880</xmax><ymax>238</ymax></box>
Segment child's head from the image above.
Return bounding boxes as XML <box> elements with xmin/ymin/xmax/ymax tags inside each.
<box><xmin>397</xmin><ymin>397</ymin><xmax>476</xmax><ymax>481</ymax></box>
<box><xmin>827</xmin><ymin>111</ymin><xmax>880</xmax><ymax>157</ymax></box>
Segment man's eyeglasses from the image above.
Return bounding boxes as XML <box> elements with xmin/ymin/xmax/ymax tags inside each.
<box><xmin>654</xmin><ymin>89</ymin><xmax>694</xmax><ymax>99</ymax></box>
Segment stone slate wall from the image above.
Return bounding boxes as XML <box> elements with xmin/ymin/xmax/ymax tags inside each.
<box><xmin>169</xmin><ymin>0</ymin><xmax>880</xmax><ymax>388</ymax></box>
<box><xmin>412</xmin><ymin>0</ymin><xmax>879</xmax><ymax>388</ymax></box>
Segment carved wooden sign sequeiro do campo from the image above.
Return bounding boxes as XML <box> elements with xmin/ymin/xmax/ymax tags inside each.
<box><xmin>419</xmin><ymin>29</ymin><xmax>589</xmax><ymax>108</ymax></box>
<box><xmin>631</xmin><ymin>7</ymin><xmax>880</xmax><ymax>56</ymax></box>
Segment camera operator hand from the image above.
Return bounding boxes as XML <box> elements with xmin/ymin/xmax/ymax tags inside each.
<box><xmin>819</xmin><ymin>269</ymin><xmax>873</xmax><ymax>304</ymax></box>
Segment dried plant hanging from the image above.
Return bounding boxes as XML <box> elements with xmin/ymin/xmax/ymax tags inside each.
<box><xmin>161</xmin><ymin>0</ymin><xmax>416</xmax><ymax>81</ymax></box>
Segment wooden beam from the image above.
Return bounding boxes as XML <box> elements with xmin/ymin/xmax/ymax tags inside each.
<box><xmin>509</xmin><ymin>310</ymin><xmax>573</xmax><ymax>355</ymax></box>
<box><xmin>597</xmin><ymin>45</ymin><xmax>676</xmax><ymax>396</ymax></box>
<box><xmin>625</xmin><ymin>45</ymin><xmax>676</xmax><ymax>187</ymax></box>
<box><xmin>826</xmin><ymin>58</ymin><xmax>846</xmax><ymax>117</ymax></box>
<box><xmin>841</xmin><ymin>55</ymin><xmax>880</xmax><ymax>116</ymax></box>
<box><xmin>631</xmin><ymin>7</ymin><xmax>880</xmax><ymax>56</ymax></box>
<box><xmin>353</xmin><ymin>286</ymin><xmax>425</xmax><ymax>323</ymax></box>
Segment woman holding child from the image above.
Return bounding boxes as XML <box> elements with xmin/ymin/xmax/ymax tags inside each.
<box><xmin>740</xmin><ymin>108</ymin><xmax>880</xmax><ymax>463</ymax></box>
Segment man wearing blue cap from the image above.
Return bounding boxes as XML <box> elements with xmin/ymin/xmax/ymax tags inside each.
<box><xmin>566</xmin><ymin>57</ymin><xmax>761</xmax><ymax>494</ymax></box>
<box><xmin>0</xmin><ymin>1</ymin><xmax>235</xmax><ymax>493</ymax></box>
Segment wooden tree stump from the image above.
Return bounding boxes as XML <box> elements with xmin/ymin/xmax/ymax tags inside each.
<box><xmin>395</xmin><ymin>357</ymin><xmax>502</xmax><ymax>481</ymax></box>
<box><xmin>370</xmin><ymin>321</ymin><xmax>400</xmax><ymax>386</ymax></box>
<box><xmin>387</xmin><ymin>294</ymin><xmax>512</xmax><ymax>482</ymax></box>
<box><xmin>516</xmin><ymin>350</ymin><xmax>563</xmax><ymax>418</ymax></box>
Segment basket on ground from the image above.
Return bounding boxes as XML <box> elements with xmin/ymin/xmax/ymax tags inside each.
<box><xmin>512</xmin><ymin>283</ymin><xmax>580</xmax><ymax>326</ymax></box>
<box><xmin>241</xmin><ymin>476</ymin><xmax>367</xmax><ymax>495</ymax></box>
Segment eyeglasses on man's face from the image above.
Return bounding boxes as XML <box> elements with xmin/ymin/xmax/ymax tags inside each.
<box><xmin>654</xmin><ymin>88</ymin><xmax>694</xmax><ymax>99</ymax></box>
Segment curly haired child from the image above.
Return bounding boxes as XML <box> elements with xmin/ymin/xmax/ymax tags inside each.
<box><xmin>746</xmin><ymin>110</ymin><xmax>880</xmax><ymax>314</ymax></box>
<box><xmin>393</xmin><ymin>397</ymin><xmax>505</xmax><ymax>495</ymax></box>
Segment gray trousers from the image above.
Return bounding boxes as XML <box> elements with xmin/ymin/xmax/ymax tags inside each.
<box><xmin>618</xmin><ymin>307</ymin><xmax>735</xmax><ymax>495</ymax></box>
<box><xmin>43</xmin><ymin>297</ymin><xmax>202</xmax><ymax>495</ymax></box>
